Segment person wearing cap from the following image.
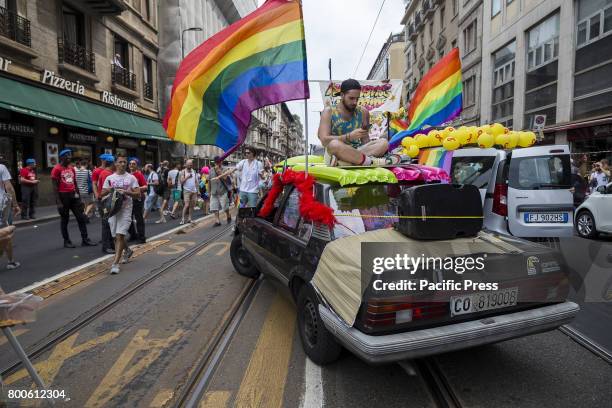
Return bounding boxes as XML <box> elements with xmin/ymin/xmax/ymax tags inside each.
<box><xmin>208</xmin><ymin>156</ymin><xmax>232</xmax><ymax>226</ymax></box>
<box><xmin>51</xmin><ymin>149</ymin><xmax>96</xmax><ymax>248</ymax></box>
<box><xmin>318</xmin><ymin>79</ymin><xmax>401</xmax><ymax>166</ymax></box>
<box><xmin>96</xmin><ymin>154</ymin><xmax>115</xmax><ymax>254</ymax></box>
<box><xmin>19</xmin><ymin>158</ymin><xmax>39</xmax><ymax>220</ymax></box>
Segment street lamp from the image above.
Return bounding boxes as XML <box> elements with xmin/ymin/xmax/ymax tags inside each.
<box><xmin>181</xmin><ymin>27</ymin><xmax>203</xmax><ymax>59</ymax></box>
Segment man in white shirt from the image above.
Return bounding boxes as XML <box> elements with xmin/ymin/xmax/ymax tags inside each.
<box><xmin>0</xmin><ymin>162</ymin><xmax>20</xmax><ymax>269</ymax></box>
<box><xmin>101</xmin><ymin>155</ymin><xmax>141</xmax><ymax>275</ymax></box>
<box><xmin>143</xmin><ymin>163</ymin><xmax>159</xmax><ymax>220</ymax></box>
<box><xmin>180</xmin><ymin>159</ymin><xmax>200</xmax><ymax>224</ymax></box>
<box><xmin>590</xmin><ymin>162</ymin><xmax>610</xmax><ymax>192</ymax></box>
<box><xmin>235</xmin><ymin>147</ymin><xmax>263</xmax><ymax>207</ymax></box>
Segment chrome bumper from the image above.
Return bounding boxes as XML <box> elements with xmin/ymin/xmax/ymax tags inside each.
<box><xmin>319</xmin><ymin>301</ymin><xmax>579</xmax><ymax>364</ymax></box>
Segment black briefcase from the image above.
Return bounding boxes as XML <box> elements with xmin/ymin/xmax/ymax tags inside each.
<box><xmin>395</xmin><ymin>184</ymin><xmax>483</xmax><ymax>240</ymax></box>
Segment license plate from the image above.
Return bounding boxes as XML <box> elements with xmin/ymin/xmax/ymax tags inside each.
<box><xmin>450</xmin><ymin>287</ymin><xmax>519</xmax><ymax>317</ymax></box>
<box><xmin>524</xmin><ymin>212</ymin><xmax>568</xmax><ymax>223</ymax></box>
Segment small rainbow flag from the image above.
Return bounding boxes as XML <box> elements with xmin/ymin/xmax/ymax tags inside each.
<box><xmin>418</xmin><ymin>147</ymin><xmax>454</xmax><ymax>174</ymax></box>
<box><xmin>163</xmin><ymin>0</ymin><xmax>309</xmax><ymax>158</ymax></box>
<box><xmin>389</xmin><ymin>118</ymin><xmax>409</xmax><ymax>136</ymax></box>
<box><xmin>389</xmin><ymin>48</ymin><xmax>462</xmax><ymax>149</ymax></box>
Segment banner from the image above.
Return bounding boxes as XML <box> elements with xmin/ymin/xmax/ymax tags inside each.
<box><xmin>318</xmin><ymin>80</ymin><xmax>403</xmax><ymax>113</ymax></box>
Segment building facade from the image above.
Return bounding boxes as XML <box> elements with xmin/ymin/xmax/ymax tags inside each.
<box><xmin>367</xmin><ymin>32</ymin><xmax>407</xmax><ymax>81</ymax></box>
<box><xmin>481</xmin><ymin>0</ymin><xmax>612</xmax><ymax>164</ymax></box>
<box><xmin>0</xmin><ymin>0</ymin><xmax>167</xmax><ymax>205</ymax></box>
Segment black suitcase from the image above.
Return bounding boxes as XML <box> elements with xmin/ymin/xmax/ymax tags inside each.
<box><xmin>395</xmin><ymin>184</ymin><xmax>483</xmax><ymax>240</ymax></box>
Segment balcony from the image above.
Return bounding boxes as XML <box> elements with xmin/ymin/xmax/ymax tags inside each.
<box><xmin>58</xmin><ymin>38</ymin><xmax>95</xmax><ymax>74</ymax></box>
<box><xmin>414</xmin><ymin>11</ymin><xmax>424</xmax><ymax>30</ymax></box>
<box><xmin>423</xmin><ymin>0</ymin><xmax>435</xmax><ymax>19</ymax></box>
<box><xmin>111</xmin><ymin>63</ymin><xmax>136</xmax><ymax>91</ymax></box>
<box><xmin>0</xmin><ymin>6</ymin><xmax>31</xmax><ymax>47</ymax></box>
<box><xmin>144</xmin><ymin>82</ymin><xmax>153</xmax><ymax>99</ymax></box>
<box><xmin>80</xmin><ymin>0</ymin><xmax>127</xmax><ymax>15</ymax></box>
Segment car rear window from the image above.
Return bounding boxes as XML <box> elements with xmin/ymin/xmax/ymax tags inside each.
<box><xmin>450</xmin><ymin>156</ymin><xmax>496</xmax><ymax>189</ymax></box>
<box><xmin>509</xmin><ymin>155</ymin><xmax>571</xmax><ymax>190</ymax></box>
<box><xmin>329</xmin><ymin>184</ymin><xmax>400</xmax><ymax>239</ymax></box>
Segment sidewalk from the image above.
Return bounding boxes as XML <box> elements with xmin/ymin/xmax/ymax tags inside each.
<box><xmin>13</xmin><ymin>205</ymin><xmax>59</xmax><ymax>227</ymax></box>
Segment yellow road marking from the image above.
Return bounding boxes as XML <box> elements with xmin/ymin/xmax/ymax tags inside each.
<box><xmin>234</xmin><ymin>294</ymin><xmax>296</xmax><ymax>408</ymax></box>
<box><xmin>157</xmin><ymin>241</ymin><xmax>196</xmax><ymax>255</ymax></box>
<box><xmin>199</xmin><ymin>390</ymin><xmax>231</xmax><ymax>408</ymax></box>
<box><xmin>0</xmin><ymin>328</ymin><xmax>28</xmax><ymax>347</ymax></box>
<box><xmin>4</xmin><ymin>331</ymin><xmax>120</xmax><ymax>386</ymax></box>
<box><xmin>197</xmin><ymin>242</ymin><xmax>230</xmax><ymax>256</ymax></box>
<box><xmin>86</xmin><ymin>328</ymin><xmax>185</xmax><ymax>408</ymax></box>
<box><xmin>150</xmin><ymin>389</ymin><xmax>174</xmax><ymax>407</ymax></box>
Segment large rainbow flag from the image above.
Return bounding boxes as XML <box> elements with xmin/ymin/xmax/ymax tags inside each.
<box><xmin>389</xmin><ymin>48</ymin><xmax>462</xmax><ymax>149</ymax></box>
<box><xmin>418</xmin><ymin>147</ymin><xmax>454</xmax><ymax>174</ymax></box>
<box><xmin>163</xmin><ymin>0</ymin><xmax>309</xmax><ymax>157</ymax></box>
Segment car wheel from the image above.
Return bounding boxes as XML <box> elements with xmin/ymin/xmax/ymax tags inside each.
<box><xmin>230</xmin><ymin>235</ymin><xmax>260</xmax><ymax>278</ymax></box>
<box><xmin>297</xmin><ymin>283</ymin><xmax>342</xmax><ymax>365</ymax></box>
<box><xmin>576</xmin><ymin>210</ymin><xmax>598</xmax><ymax>239</ymax></box>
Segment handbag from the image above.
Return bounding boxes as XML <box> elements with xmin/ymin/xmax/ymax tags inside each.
<box><xmin>0</xmin><ymin>194</ymin><xmax>12</xmax><ymax>227</ymax></box>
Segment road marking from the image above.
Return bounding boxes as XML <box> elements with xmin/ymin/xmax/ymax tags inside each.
<box><xmin>300</xmin><ymin>357</ymin><xmax>323</xmax><ymax>408</ymax></box>
<box><xmin>86</xmin><ymin>328</ymin><xmax>185</xmax><ymax>408</ymax></box>
<box><xmin>0</xmin><ymin>328</ymin><xmax>28</xmax><ymax>347</ymax></box>
<box><xmin>150</xmin><ymin>389</ymin><xmax>174</xmax><ymax>407</ymax></box>
<box><xmin>4</xmin><ymin>331</ymin><xmax>120</xmax><ymax>385</ymax></box>
<box><xmin>199</xmin><ymin>391</ymin><xmax>231</xmax><ymax>408</ymax></box>
<box><xmin>234</xmin><ymin>294</ymin><xmax>296</xmax><ymax>408</ymax></box>
<box><xmin>157</xmin><ymin>241</ymin><xmax>196</xmax><ymax>255</ymax></box>
<box><xmin>196</xmin><ymin>242</ymin><xmax>230</xmax><ymax>256</ymax></box>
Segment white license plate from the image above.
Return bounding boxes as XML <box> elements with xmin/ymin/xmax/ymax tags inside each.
<box><xmin>524</xmin><ymin>212</ymin><xmax>568</xmax><ymax>223</ymax></box>
<box><xmin>450</xmin><ymin>287</ymin><xmax>519</xmax><ymax>317</ymax></box>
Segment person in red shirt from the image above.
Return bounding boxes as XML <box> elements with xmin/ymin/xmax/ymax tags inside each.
<box><xmin>51</xmin><ymin>149</ymin><xmax>96</xmax><ymax>248</ymax></box>
<box><xmin>95</xmin><ymin>154</ymin><xmax>115</xmax><ymax>254</ymax></box>
<box><xmin>128</xmin><ymin>158</ymin><xmax>147</xmax><ymax>243</ymax></box>
<box><xmin>19</xmin><ymin>158</ymin><xmax>39</xmax><ymax>220</ymax></box>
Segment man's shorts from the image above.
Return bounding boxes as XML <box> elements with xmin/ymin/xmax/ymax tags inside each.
<box><xmin>239</xmin><ymin>191</ymin><xmax>259</xmax><ymax>208</ymax></box>
<box><xmin>171</xmin><ymin>189</ymin><xmax>182</xmax><ymax>202</ymax></box>
<box><xmin>144</xmin><ymin>192</ymin><xmax>158</xmax><ymax>211</ymax></box>
<box><xmin>108</xmin><ymin>206</ymin><xmax>132</xmax><ymax>237</ymax></box>
<box><xmin>162</xmin><ymin>187</ymin><xmax>170</xmax><ymax>200</ymax></box>
<box><xmin>210</xmin><ymin>194</ymin><xmax>229</xmax><ymax>212</ymax></box>
<box><xmin>183</xmin><ymin>191</ymin><xmax>198</xmax><ymax>205</ymax></box>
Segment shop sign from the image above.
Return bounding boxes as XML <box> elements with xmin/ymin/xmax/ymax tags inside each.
<box><xmin>68</xmin><ymin>132</ymin><xmax>97</xmax><ymax>144</ymax></box>
<box><xmin>0</xmin><ymin>121</ymin><xmax>35</xmax><ymax>136</ymax></box>
<box><xmin>118</xmin><ymin>138</ymin><xmax>139</xmax><ymax>148</ymax></box>
<box><xmin>41</xmin><ymin>70</ymin><xmax>85</xmax><ymax>96</ymax></box>
<box><xmin>0</xmin><ymin>55</ymin><xmax>12</xmax><ymax>72</ymax></box>
<box><xmin>101</xmin><ymin>91</ymin><xmax>138</xmax><ymax>112</ymax></box>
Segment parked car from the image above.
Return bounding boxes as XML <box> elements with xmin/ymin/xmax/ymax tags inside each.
<box><xmin>451</xmin><ymin>145</ymin><xmax>574</xmax><ymax>239</ymax></box>
<box><xmin>230</xmin><ymin>170</ymin><xmax>579</xmax><ymax>365</ymax></box>
<box><xmin>575</xmin><ymin>182</ymin><xmax>612</xmax><ymax>238</ymax></box>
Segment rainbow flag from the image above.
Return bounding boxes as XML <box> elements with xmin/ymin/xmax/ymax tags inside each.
<box><xmin>163</xmin><ymin>0</ymin><xmax>309</xmax><ymax>157</ymax></box>
<box><xmin>389</xmin><ymin>48</ymin><xmax>462</xmax><ymax>149</ymax></box>
<box><xmin>389</xmin><ymin>118</ymin><xmax>409</xmax><ymax>136</ymax></box>
<box><xmin>418</xmin><ymin>147</ymin><xmax>454</xmax><ymax>174</ymax></box>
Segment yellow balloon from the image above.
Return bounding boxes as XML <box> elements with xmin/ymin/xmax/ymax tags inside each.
<box><xmin>507</xmin><ymin>131</ymin><xmax>519</xmax><ymax>149</ymax></box>
<box><xmin>496</xmin><ymin>133</ymin><xmax>511</xmax><ymax>149</ymax></box>
<box><xmin>454</xmin><ymin>128</ymin><xmax>469</xmax><ymax>145</ymax></box>
<box><xmin>428</xmin><ymin>130</ymin><xmax>443</xmax><ymax>146</ymax></box>
<box><xmin>465</xmin><ymin>128</ymin><xmax>478</xmax><ymax>145</ymax></box>
<box><xmin>487</xmin><ymin>123</ymin><xmax>506</xmax><ymax>136</ymax></box>
<box><xmin>401</xmin><ymin>137</ymin><xmax>416</xmax><ymax>149</ymax></box>
<box><xmin>443</xmin><ymin>136</ymin><xmax>460</xmax><ymax>151</ymax></box>
<box><xmin>415</xmin><ymin>134</ymin><xmax>429</xmax><ymax>148</ymax></box>
<box><xmin>407</xmin><ymin>145</ymin><xmax>420</xmax><ymax>158</ymax></box>
<box><xmin>478</xmin><ymin>132</ymin><xmax>495</xmax><ymax>148</ymax></box>
<box><xmin>518</xmin><ymin>131</ymin><xmax>536</xmax><ymax>147</ymax></box>
<box><xmin>476</xmin><ymin>126</ymin><xmax>487</xmax><ymax>137</ymax></box>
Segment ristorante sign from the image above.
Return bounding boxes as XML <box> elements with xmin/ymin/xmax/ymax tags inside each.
<box><xmin>101</xmin><ymin>91</ymin><xmax>138</xmax><ymax>112</ymax></box>
<box><xmin>41</xmin><ymin>70</ymin><xmax>85</xmax><ymax>95</ymax></box>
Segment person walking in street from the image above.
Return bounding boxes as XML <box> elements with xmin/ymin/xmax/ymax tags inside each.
<box><xmin>75</xmin><ymin>159</ymin><xmax>95</xmax><ymax>219</ymax></box>
<box><xmin>155</xmin><ymin>161</ymin><xmax>170</xmax><ymax>224</ymax></box>
<box><xmin>200</xmin><ymin>166</ymin><xmax>210</xmax><ymax>215</ymax></box>
<box><xmin>208</xmin><ymin>157</ymin><xmax>232</xmax><ymax>226</ymax></box>
<box><xmin>128</xmin><ymin>158</ymin><xmax>147</xmax><ymax>243</ymax></box>
<box><xmin>180</xmin><ymin>159</ymin><xmax>199</xmax><ymax>224</ymax></box>
<box><xmin>95</xmin><ymin>154</ymin><xmax>115</xmax><ymax>254</ymax></box>
<box><xmin>18</xmin><ymin>158</ymin><xmax>38</xmax><ymax>220</ymax></box>
<box><xmin>167</xmin><ymin>162</ymin><xmax>182</xmax><ymax>219</ymax></box>
<box><xmin>143</xmin><ymin>163</ymin><xmax>159</xmax><ymax>221</ymax></box>
<box><xmin>51</xmin><ymin>149</ymin><xmax>96</xmax><ymax>248</ymax></box>
<box><xmin>101</xmin><ymin>155</ymin><xmax>141</xmax><ymax>275</ymax></box>
<box><xmin>0</xmin><ymin>160</ymin><xmax>20</xmax><ymax>269</ymax></box>
<box><xmin>589</xmin><ymin>162</ymin><xmax>610</xmax><ymax>192</ymax></box>
<box><xmin>235</xmin><ymin>147</ymin><xmax>264</xmax><ymax>208</ymax></box>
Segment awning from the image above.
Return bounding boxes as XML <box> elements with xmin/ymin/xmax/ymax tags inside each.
<box><xmin>0</xmin><ymin>75</ymin><xmax>170</xmax><ymax>141</ymax></box>
<box><xmin>543</xmin><ymin>115</ymin><xmax>612</xmax><ymax>133</ymax></box>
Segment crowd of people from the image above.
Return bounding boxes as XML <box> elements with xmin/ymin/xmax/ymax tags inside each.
<box><xmin>571</xmin><ymin>155</ymin><xmax>611</xmax><ymax>206</ymax></box>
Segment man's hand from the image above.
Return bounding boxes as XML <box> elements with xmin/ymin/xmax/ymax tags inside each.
<box><xmin>349</xmin><ymin>128</ymin><xmax>369</xmax><ymax>141</ymax></box>
<box><xmin>12</xmin><ymin>205</ymin><xmax>20</xmax><ymax>217</ymax></box>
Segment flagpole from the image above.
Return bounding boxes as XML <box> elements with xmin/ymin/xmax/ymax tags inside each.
<box><xmin>304</xmin><ymin>99</ymin><xmax>309</xmax><ymax>175</ymax></box>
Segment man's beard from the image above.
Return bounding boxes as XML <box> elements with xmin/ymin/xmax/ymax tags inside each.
<box><xmin>341</xmin><ymin>100</ymin><xmax>356</xmax><ymax>113</ymax></box>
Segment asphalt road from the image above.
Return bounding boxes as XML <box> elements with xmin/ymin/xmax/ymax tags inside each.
<box><xmin>0</xmin><ymin>208</ymin><xmax>213</xmax><ymax>293</ymax></box>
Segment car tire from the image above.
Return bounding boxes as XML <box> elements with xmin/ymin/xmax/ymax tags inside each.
<box><xmin>576</xmin><ymin>210</ymin><xmax>598</xmax><ymax>239</ymax></box>
<box><xmin>230</xmin><ymin>235</ymin><xmax>260</xmax><ymax>278</ymax></box>
<box><xmin>297</xmin><ymin>283</ymin><xmax>342</xmax><ymax>365</ymax></box>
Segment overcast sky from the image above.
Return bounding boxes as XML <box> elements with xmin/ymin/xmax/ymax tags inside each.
<box><xmin>258</xmin><ymin>0</ymin><xmax>406</xmax><ymax>148</ymax></box>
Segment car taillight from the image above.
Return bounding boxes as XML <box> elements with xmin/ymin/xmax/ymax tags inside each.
<box><xmin>364</xmin><ymin>300</ymin><xmax>448</xmax><ymax>328</ymax></box>
<box><xmin>493</xmin><ymin>183</ymin><xmax>508</xmax><ymax>217</ymax></box>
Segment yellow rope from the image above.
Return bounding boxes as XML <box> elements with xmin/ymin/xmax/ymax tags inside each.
<box><xmin>333</xmin><ymin>214</ymin><xmax>484</xmax><ymax>219</ymax></box>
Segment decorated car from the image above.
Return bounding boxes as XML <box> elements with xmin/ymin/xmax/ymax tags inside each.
<box><xmin>230</xmin><ymin>160</ymin><xmax>579</xmax><ymax>365</ymax></box>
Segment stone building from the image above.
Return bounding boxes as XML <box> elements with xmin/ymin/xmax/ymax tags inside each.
<box><xmin>0</xmin><ymin>0</ymin><xmax>167</xmax><ymax>205</ymax></box>
<box><xmin>367</xmin><ymin>32</ymin><xmax>407</xmax><ymax>81</ymax></box>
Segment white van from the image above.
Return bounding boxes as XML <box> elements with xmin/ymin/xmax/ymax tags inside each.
<box><xmin>450</xmin><ymin>145</ymin><xmax>574</xmax><ymax>238</ymax></box>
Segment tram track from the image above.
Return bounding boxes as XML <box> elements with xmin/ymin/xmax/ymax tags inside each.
<box><xmin>0</xmin><ymin>224</ymin><xmax>235</xmax><ymax>379</ymax></box>
<box><xmin>416</xmin><ymin>357</ymin><xmax>463</xmax><ymax>408</ymax></box>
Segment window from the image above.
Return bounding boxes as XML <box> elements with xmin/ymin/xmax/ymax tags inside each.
<box><xmin>62</xmin><ymin>4</ymin><xmax>85</xmax><ymax>47</ymax></box>
<box><xmin>492</xmin><ymin>41</ymin><xmax>516</xmax><ymax>124</ymax></box>
<box><xmin>279</xmin><ymin>188</ymin><xmax>300</xmax><ymax>231</ymax></box>
<box><xmin>143</xmin><ymin>0</ymin><xmax>151</xmax><ymax>21</ymax></box>
<box><xmin>440</xmin><ymin>6</ymin><xmax>445</xmax><ymax>29</ymax></box>
<box><xmin>463</xmin><ymin>76</ymin><xmax>476</xmax><ymax>107</ymax></box>
<box><xmin>451</xmin><ymin>39</ymin><xmax>457</xmax><ymax>49</ymax></box>
<box><xmin>429</xmin><ymin>22</ymin><xmax>433</xmax><ymax>41</ymax></box>
<box><xmin>492</xmin><ymin>0</ymin><xmax>501</xmax><ymax>17</ymax></box>
<box><xmin>463</xmin><ymin>20</ymin><xmax>477</xmax><ymax>53</ymax></box>
<box><xmin>451</xmin><ymin>156</ymin><xmax>496</xmax><ymax>188</ymax></box>
<box><xmin>508</xmin><ymin>155</ymin><xmax>571</xmax><ymax>190</ymax></box>
<box><xmin>576</xmin><ymin>1</ymin><xmax>612</xmax><ymax>47</ymax></box>
<box><xmin>526</xmin><ymin>13</ymin><xmax>559</xmax><ymax>71</ymax></box>
<box><xmin>143</xmin><ymin>56</ymin><xmax>153</xmax><ymax>99</ymax></box>
<box><xmin>114</xmin><ymin>36</ymin><xmax>130</xmax><ymax>70</ymax></box>
<box><xmin>452</xmin><ymin>0</ymin><xmax>458</xmax><ymax>16</ymax></box>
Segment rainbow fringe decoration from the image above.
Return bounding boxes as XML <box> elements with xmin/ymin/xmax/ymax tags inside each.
<box><xmin>163</xmin><ymin>0</ymin><xmax>309</xmax><ymax>158</ymax></box>
<box><xmin>418</xmin><ymin>147</ymin><xmax>454</xmax><ymax>174</ymax></box>
<box><xmin>389</xmin><ymin>48</ymin><xmax>462</xmax><ymax>149</ymax></box>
